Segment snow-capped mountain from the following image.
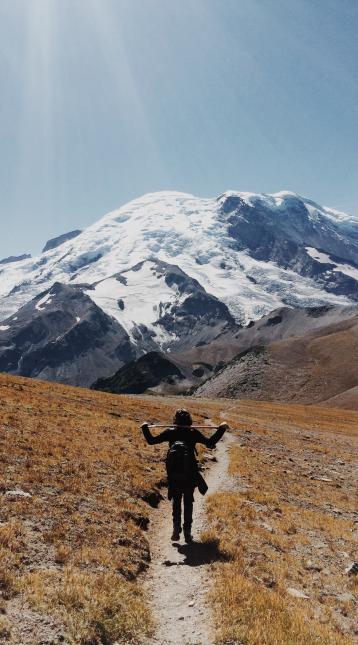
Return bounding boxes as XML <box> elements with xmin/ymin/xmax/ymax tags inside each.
<box><xmin>0</xmin><ymin>190</ymin><xmax>357</xmax><ymax>386</ymax></box>
<box><xmin>0</xmin><ymin>259</ymin><xmax>236</xmax><ymax>385</ymax></box>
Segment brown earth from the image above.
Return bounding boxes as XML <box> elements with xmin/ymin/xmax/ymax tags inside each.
<box><xmin>194</xmin><ymin>311</ymin><xmax>358</xmax><ymax>409</ymax></box>
<box><xmin>181</xmin><ymin>304</ymin><xmax>358</xmax><ymax>368</ymax></box>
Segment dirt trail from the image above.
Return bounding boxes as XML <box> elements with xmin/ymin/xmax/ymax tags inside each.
<box><xmin>143</xmin><ymin>430</ymin><xmax>236</xmax><ymax>645</ymax></box>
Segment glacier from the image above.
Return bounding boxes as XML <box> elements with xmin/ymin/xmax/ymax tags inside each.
<box><xmin>0</xmin><ymin>190</ymin><xmax>357</xmax><ymax>334</ymax></box>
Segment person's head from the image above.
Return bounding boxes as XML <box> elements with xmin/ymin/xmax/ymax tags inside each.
<box><xmin>173</xmin><ymin>408</ymin><xmax>192</xmax><ymax>427</ymax></box>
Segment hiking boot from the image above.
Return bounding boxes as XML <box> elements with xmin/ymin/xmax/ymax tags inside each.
<box><xmin>171</xmin><ymin>527</ymin><xmax>181</xmax><ymax>541</ymax></box>
<box><xmin>184</xmin><ymin>530</ymin><xmax>193</xmax><ymax>544</ymax></box>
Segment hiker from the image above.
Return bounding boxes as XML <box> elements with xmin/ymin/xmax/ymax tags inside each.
<box><xmin>141</xmin><ymin>409</ymin><xmax>229</xmax><ymax>543</ymax></box>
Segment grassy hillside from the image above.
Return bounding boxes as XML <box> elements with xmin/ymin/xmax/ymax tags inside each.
<box><xmin>0</xmin><ymin>374</ymin><xmax>220</xmax><ymax>644</ymax></box>
<box><xmin>0</xmin><ymin>374</ymin><xmax>357</xmax><ymax>644</ymax></box>
<box><xmin>203</xmin><ymin>400</ymin><xmax>358</xmax><ymax>644</ymax></box>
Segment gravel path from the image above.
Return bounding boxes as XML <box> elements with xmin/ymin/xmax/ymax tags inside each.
<box><xmin>143</xmin><ymin>429</ymin><xmax>235</xmax><ymax>645</ymax></box>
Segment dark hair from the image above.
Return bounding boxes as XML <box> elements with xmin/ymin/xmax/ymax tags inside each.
<box><xmin>173</xmin><ymin>409</ymin><xmax>192</xmax><ymax>427</ymax></box>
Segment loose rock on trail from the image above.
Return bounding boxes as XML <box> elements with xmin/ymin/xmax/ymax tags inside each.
<box><xmin>143</xmin><ymin>429</ymin><xmax>235</xmax><ymax>645</ymax></box>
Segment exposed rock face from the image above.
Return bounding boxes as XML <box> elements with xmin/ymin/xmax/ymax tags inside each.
<box><xmin>92</xmin><ymin>351</ymin><xmax>185</xmax><ymax>394</ymax></box>
<box><xmin>138</xmin><ymin>259</ymin><xmax>238</xmax><ymax>350</ymax></box>
<box><xmin>42</xmin><ymin>230</ymin><xmax>82</xmax><ymax>253</ymax></box>
<box><xmin>87</xmin><ymin>258</ymin><xmax>239</xmax><ymax>355</ymax></box>
<box><xmin>193</xmin><ymin>346</ymin><xmax>269</xmax><ymax>399</ymax></box>
<box><xmin>0</xmin><ymin>260</ymin><xmax>239</xmax><ymax>387</ymax></box>
<box><xmin>0</xmin><ymin>282</ymin><xmax>135</xmax><ymax>386</ymax></box>
<box><xmin>93</xmin><ymin>304</ymin><xmax>358</xmax><ymax>399</ymax></box>
<box><xmin>221</xmin><ymin>193</ymin><xmax>358</xmax><ymax>300</ymax></box>
<box><xmin>0</xmin><ymin>254</ymin><xmax>31</xmax><ymax>264</ymax></box>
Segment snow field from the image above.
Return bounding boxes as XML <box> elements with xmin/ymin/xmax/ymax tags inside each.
<box><xmin>306</xmin><ymin>247</ymin><xmax>358</xmax><ymax>281</ymax></box>
<box><xmin>0</xmin><ymin>191</ymin><xmax>356</xmax><ymax>325</ymax></box>
<box><xmin>88</xmin><ymin>262</ymin><xmax>186</xmax><ymax>345</ymax></box>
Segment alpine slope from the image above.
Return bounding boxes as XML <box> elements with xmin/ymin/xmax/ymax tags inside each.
<box><xmin>0</xmin><ymin>190</ymin><xmax>357</xmax><ymax>386</ymax></box>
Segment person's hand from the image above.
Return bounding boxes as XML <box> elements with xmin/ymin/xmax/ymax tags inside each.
<box><xmin>218</xmin><ymin>422</ymin><xmax>229</xmax><ymax>431</ymax></box>
<box><xmin>141</xmin><ymin>423</ymin><xmax>150</xmax><ymax>431</ymax></box>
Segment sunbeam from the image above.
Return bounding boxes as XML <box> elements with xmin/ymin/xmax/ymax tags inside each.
<box><xmin>87</xmin><ymin>0</ymin><xmax>167</xmax><ymax>179</ymax></box>
<box><xmin>13</xmin><ymin>0</ymin><xmax>56</xmax><ymax>213</ymax></box>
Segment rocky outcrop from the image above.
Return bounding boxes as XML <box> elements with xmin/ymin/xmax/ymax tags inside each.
<box><xmin>146</xmin><ymin>259</ymin><xmax>239</xmax><ymax>350</ymax></box>
<box><xmin>92</xmin><ymin>350</ymin><xmax>185</xmax><ymax>394</ymax></box>
<box><xmin>0</xmin><ymin>260</ymin><xmax>240</xmax><ymax>388</ymax></box>
<box><xmin>42</xmin><ymin>230</ymin><xmax>82</xmax><ymax>253</ymax></box>
<box><xmin>0</xmin><ymin>282</ymin><xmax>135</xmax><ymax>386</ymax></box>
<box><xmin>0</xmin><ymin>254</ymin><xmax>31</xmax><ymax>264</ymax></box>
<box><xmin>220</xmin><ymin>193</ymin><xmax>358</xmax><ymax>300</ymax></box>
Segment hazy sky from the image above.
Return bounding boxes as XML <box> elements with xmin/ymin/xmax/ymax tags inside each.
<box><xmin>0</xmin><ymin>0</ymin><xmax>357</xmax><ymax>258</ymax></box>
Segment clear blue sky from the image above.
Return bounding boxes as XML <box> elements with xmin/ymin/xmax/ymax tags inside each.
<box><xmin>0</xmin><ymin>0</ymin><xmax>357</xmax><ymax>258</ymax></box>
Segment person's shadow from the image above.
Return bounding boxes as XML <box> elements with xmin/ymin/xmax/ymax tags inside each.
<box><xmin>172</xmin><ymin>538</ymin><xmax>230</xmax><ymax>566</ymax></box>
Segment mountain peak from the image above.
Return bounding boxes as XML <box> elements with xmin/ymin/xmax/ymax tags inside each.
<box><xmin>1</xmin><ymin>189</ymin><xmax>357</xmax><ymax>327</ymax></box>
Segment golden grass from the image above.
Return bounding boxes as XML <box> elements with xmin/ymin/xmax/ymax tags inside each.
<box><xmin>0</xmin><ymin>374</ymin><xmax>222</xmax><ymax>643</ymax></box>
<box><xmin>17</xmin><ymin>568</ymin><xmax>152</xmax><ymax>644</ymax></box>
<box><xmin>211</xmin><ymin>564</ymin><xmax>349</xmax><ymax>645</ymax></box>
<box><xmin>0</xmin><ymin>617</ymin><xmax>11</xmax><ymax>640</ymax></box>
<box><xmin>203</xmin><ymin>399</ymin><xmax>358</xmax><ymax>645</ymax></box>
<box><xmin>1</xmin><ymin>375</ymin><xmax>357</xmax><ymax>643</ymax></box>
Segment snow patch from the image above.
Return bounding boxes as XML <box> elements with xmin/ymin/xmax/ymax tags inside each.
<box><xmin>306</xmin><ymin>247</ymin><xmax>333</xmax><ymax>264</ymax></box>
<box><xmin>36</xmin><ymin>293</ymin><xmax>53</xmax><ymax>310</ymax></box>
<box><xmin>87</xmin><ymin>261</ymin><xmax>186</xmax><ymax>346</ymax></box>
<box><xmin>334</xmin><ymin>263</ymin><xmax>358</xmax><ymax>280</ymax></box>
<box><xmin>304</xmin><ymin>204</ymin><xmax>320</xmax><ymax>222</ymax></box>
<box><xmin>0</xmin><ymin>325</ymin><xmax>10</xmax><ymax>331</ymax></box>
<box><xmin>306</xmin><ymin>247</ymin><xmax>358</xmax><ymax>281</ymax></box>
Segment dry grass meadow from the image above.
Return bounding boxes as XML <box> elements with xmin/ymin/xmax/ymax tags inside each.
<box><xmin>0</xmin><ymin>373</ymin><xmax>357</xmax><ymax>644</ymax></box>
<box><xmin>203</xmin><ymin>400</ymin><xmax>358</xmax><ymax>644</ymax></box>
<box><xmin>0</xmin><ymin>373</ymin><xmax>222</xmax><ymax>644</ymax></box>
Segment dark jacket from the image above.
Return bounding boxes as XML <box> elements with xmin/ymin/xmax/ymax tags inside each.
<box><xmin>141</xmin><ymin>425</ymin><xmax>226</xmax><ymax>498</ymax></box>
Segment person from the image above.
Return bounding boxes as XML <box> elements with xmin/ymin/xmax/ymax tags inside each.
<box><xmin>141</xmin><ymin>408</ymin><xmax>229</xmax><ymax>543</ymax></box>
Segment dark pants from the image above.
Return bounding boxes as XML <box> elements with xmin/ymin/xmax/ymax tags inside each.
<box><xmin>172</xmin><ymin>488</ymin><xmax>194</xmax><ymax>532</ymax></box>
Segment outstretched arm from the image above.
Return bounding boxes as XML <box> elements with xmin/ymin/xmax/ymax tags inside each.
<box><xmin>141</xmin><ymin>423</ymin><xmax>169</xmax><ymax>445</ymax></box>
<box><xmin>196</xmin><ymin>422</ymin><xmax>229</xmax><ymax>448</ymax></box>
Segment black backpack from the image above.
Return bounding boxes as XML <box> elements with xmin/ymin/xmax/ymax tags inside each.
<box><xmin>165</xmin><ymin>440</ymin><xmax>196</xmax><ymax>485</ymax></box>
